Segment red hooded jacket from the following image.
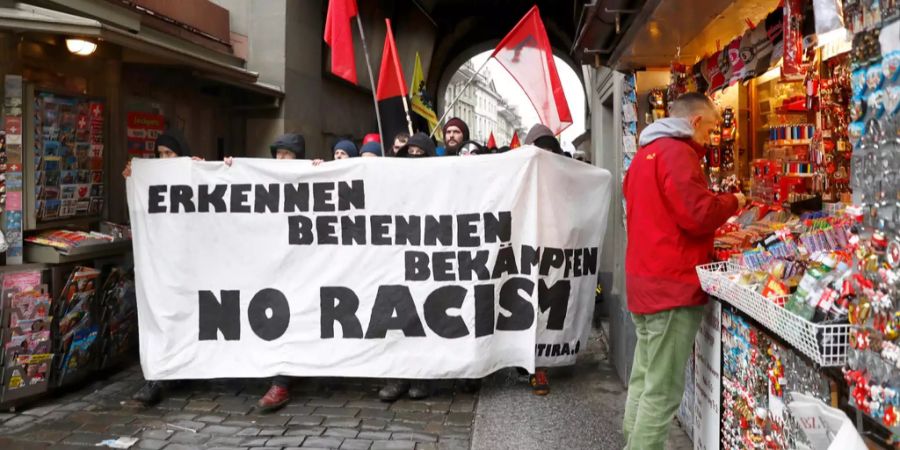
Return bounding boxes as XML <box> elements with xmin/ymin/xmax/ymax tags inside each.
<box><xmin>623</xmin><ymin>120</ymin><xmax>738</xmax><ymax>315</ymax></box>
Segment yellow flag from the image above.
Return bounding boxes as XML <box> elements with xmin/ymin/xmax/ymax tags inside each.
<box><xmin>409</xmin><ymin>52</ymin><xmax>442</xmax><ymax>140</ymax></box>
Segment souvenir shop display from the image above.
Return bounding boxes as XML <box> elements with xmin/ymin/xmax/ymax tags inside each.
<box><xmin>4</xmin><ymin>75</ymin><xmax>24</xmax><ymax>264</ymax></box>
<box><xmin>0</xmin><ymin>271</ymin><xmax>51</xmax><ymax>402</ymax></box>
<box><xmin>25</xmin><ymin>229</ymin><xmax>116</xmax><ymax>254</ymax></box>
<box><xmin>838</xmin><ymin>1</ymin><xmax>900</xmax><ymax>439</ymax></box>
<box><xmin>96</xmin><ymin>266</ymin><xmax>136</xmax><ymax>369</ymax></box>
<box><xmin>52</xmin><ymin>267</ymin><xmax>100</xmax><ymax>386</ymax></box>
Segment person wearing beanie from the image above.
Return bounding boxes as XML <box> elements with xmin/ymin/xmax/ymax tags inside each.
<box><xmin>396</xmin><ymin>132</ymin><xmax>436</xmax><ymax>158</ymax></box>
<box><xmin>458</xmin><ymin>140</ymin><xmax>485</xmax><ymax>156</ymax></box>
<box><xmin>333</xmin><ymin>139</ymin><xmax>359</xmax><ymax>159</ymax></box>
<box><xmin>441</xmin><ymin>117</ymin><xmax>469</xmax><ymax>155</ymax></box>
<box><xmin>362</xmin><ymin>133</ymin><xmax>381</xmax><ymax>146</ymax></box>
<box><xmin>524</xmin><ymin>123</ymin><xmax>562</xmax><ymax>154</ymax></box>
<box><xmin>360</xmin><ymin>141</ymin><xmax>382</xmax><ymax>157</ymax></box>
<box><xmin>270</xmin><ymin>133</ymin><xmax>306</xmax><ymax>159</ymax></box>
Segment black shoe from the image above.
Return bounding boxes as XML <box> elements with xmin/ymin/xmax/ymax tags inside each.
<box><xmin>408</xmin><ymin>381</ymin><xmax>430</xmax><ymax>400</ymax></box>
<box><xmin>132</xmin><ymin>381</ymin><xmax>163</xmax><ymax>406</ymax></box>
<box><xmin>378</xmin><ymin>381</ymin><xmax>409</xmax><ymax>402</ymax></box>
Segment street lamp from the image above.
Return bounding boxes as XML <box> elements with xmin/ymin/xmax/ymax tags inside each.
<box><xmin>66</xmin><ymin>38</ymin><xmax>97</xmax><ymax>56</ymax></box>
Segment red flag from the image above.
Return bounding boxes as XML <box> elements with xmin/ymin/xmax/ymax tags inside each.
<box><xmin>491</xmin><ymin>6</ymin><xmax>572</xmax><ymax>135</ymax></box>
<box><xmin>376</xmin><ymin>19</ymin><xmax>407</xmax><ymax>101</ymax></box>
<box><xmin>486</xmin><ymin>132</ymin><xmax>497</xmax><ymax>149</ymax></box>
<box><xmin>323</xmin><ymin>0</ymin><xmax>358</xmax><ymax>84</ymax></box>
<box><xmin>509</xmin><ymin>132</ymin><xmax>521</xmax><ymax>149</ymax></box>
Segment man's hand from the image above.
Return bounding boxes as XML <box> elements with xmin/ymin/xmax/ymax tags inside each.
<box><xmin>191</xmin><ymin>156</ymin><xmax>205</xmax><ymax>162</ymax></box>
<box><xmin>122</xmin><ymin>160</ymin><xmax>132</xmax><ymax>179</ymax></box>
<box><xmin>312</xmin><ymin>159</ymin><xmax>324</xmax><ymax>166</ymax></box>
<box><xmin>224</xmin><ymin>157</ymin><xmax>234</xmax><ymax>167</ymax></box>
<box><xmin>733</xmin><ymin>192</ymin><xmax>747</xmax><ymax>209</ymax></box>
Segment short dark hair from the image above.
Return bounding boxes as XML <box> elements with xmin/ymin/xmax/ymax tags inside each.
<box><xmin>393</xmin><ymin>132</ymin><xmax>410</xmax><ymax>143</ymax></box>
<box><xmin>669</xmin><ymin>92</ymin><xmax>716</xmax><ymax>118</ymax></box>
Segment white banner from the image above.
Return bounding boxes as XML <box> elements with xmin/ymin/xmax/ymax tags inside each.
<box><xmin>127</xmin><ymin>147</ymin><xmax>611</xmax><ymax>380</ymax></box>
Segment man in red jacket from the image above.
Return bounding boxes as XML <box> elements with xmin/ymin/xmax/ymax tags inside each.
<box><xmin>622</xmin><ymin>93</ymin><xmax>745</xmax><ymax>449</ymax></box>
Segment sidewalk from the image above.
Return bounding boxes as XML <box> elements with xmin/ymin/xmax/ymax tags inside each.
<box><xmin>471</xmin><ymin>328</ymin><xmax>692</xmax><ymax>450</ymax></box>
<box><xmin>0</xmin><ymin>326</ymin><xmax>692</xmax><ymax>449</ymax></box>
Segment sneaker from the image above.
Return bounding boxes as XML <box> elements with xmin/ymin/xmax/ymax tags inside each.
<box><xmin>408</xmin><ymin>381</ymin><xmax>431</xmax><ymax>400</ymax></box>
<box><xmin>378</xmin><ymin>381</ymin><xmax>409</xmax><ymax>402</ymax></box>
<box><xmin>530</xmin><ymin>369</ymin><xmax>549</xmax><ymax>396</ymax></box>
<box><xmin>132</xmin><ymin>381</ymin><xmax>163</xmax><ymax>406</ymax></box>
<box><xmin>257</xmin><ymin>384</ymin><xmax>290</xmax><ymax>412</ymax></box>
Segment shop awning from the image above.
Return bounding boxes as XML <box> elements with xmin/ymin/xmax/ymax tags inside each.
<box><xmin>0</xmin><ymin>2</ymin><xmax>283</xmax><ymax>99</ymax></box>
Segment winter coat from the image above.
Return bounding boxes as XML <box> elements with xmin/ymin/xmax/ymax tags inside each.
<box><xmin>623</xmin><ymin>118</ymin><xmax>739</xmax><ymax>315</ymax></box>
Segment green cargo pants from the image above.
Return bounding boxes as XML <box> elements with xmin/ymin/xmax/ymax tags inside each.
<box><xmin>622</xmin><ymin>305</ymin><xmax>703</xmax><ymax>450</ymax></box>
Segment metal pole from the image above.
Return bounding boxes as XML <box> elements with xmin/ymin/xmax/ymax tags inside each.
<box><xmin>430</xmin><ymin>57</ymin><xmax>491</xmax><ymax>138</ymax></box>
<box><xmin>355</xmin><ymin>15</ymin><xmax>384</xmax><ymax>152</ymax></box>
<box><xmin>401</xmin><ymin>96</ymin><xmax>414</xmax><ymax>135</ymax></box>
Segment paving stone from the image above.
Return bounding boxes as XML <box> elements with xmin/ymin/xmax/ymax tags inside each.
<box><xmin>240</xmin><ymin>437</ymin><xmax>271</xmax><ymax>446</ymax></box>
<box><xmin>371</xmin><ymin>440</ymin><xmax>416</xmax><ymax>450</ymax></box>
<box><xmin>444</xmin><ymin>413</ymin><xmax>474</xmax><ymax>427</ymax></box>
<box><xmin>155</xmin><ymin>399</ymin><xmax>188</xmax><ymax>411</ymax></box>
<box><xmin>257</xmin><ymin>427</ymin><xmax>286</xmax><ymax>437</ymax></box>
<box><xmin>19</xmin><ymin>428</ymin><xmax>71</xmax><ymax>443</ymax></box>
<box><xmin>61</xmin><ymin>432</ymin><xmax>106</xmax><ymax>446</ymax></box>
<box><xmin>313</xmin><ymin>407</ymin><xmax>359</xmax><ymax>418</ymax></box>
<box><xmin>284</xmin><ymin>426</ymin><xmax>326</xmax><ymax>436</ymax></box>
<box><xmin>5</xmin><ymin>415</ymin><xmax>35</xmax><ymax>427</ymax></box>
<box><xmin>107</xmin><ymin>423</ymin><xmax>146</xmax><ymax>436</ymax></box>
<box><xmin>322</xmin><ymin>417</ymin><xmax>361</xmax><ymax>428</ymax></box>
<box><xmin>358</xmin><ymin>410</ymin><xmax>394</xmax><ymax>420</ymax></box>
<box><xmin>184</xmin><ymin>400</ymin><xmax>218</xmax><ymax>412</ymax></box>
<box><xmin>436</xmin><ymin>440</ymin><xmax>469</xmax><ymax>450</ymax></box>
<box><xmin>57</xmin><ymin>401</ymin><xmax>91</xmax><ymax>412</ymax></box>
<box><xmin>160</xmin><ymin>444</ymin><xmax>199</xmax><ymax>450</ymax></box>
<box><xmin>415</xmin><ymin>444</ymin><xmax>438</xmax><ymax>450</ymax></box>
<box><xmin>448</xmin><ymin>399</ymin><xmax>474</xmax><ymax>413</ymax></box>
<box><xmin>390</xmin><ymin>432</ymin><xmax>438</xmax><ymax>443</ymax></box>
<box><xmin>195</xmin><ymin>414</ymin><xmax>227</xmax><ymax>423</ymax></box>
<box><xmin>216</xmin><ymin>403</ymin><xmax>254</xmax><ymax>415</ymax></box>
<box><xmin>236</xmin><ymin>427</ymin><xmax>261</xmax><ymax>436</ymax></box>
<box><xmin>305</xmin><ymin>398</ymin><xmax>347</xmax><ymax>408</ymax></box>
<box><xmin>357</xmin><ymin>431</ymin><xmax>392</xmax><ymax>441</ymax></box>
<box><xmin>168</xmin><ymin>431</ymin><xmax>211</xmax><ymax>445</ymax></box>
<box><xmin>340</xmin><ymin>439</ymin><xmax>373</xmax><ymax>450</ymax></box>
<box><xmin>78</xmin><ymin>422</ymin><xmax>110</xmax><ymax>434</ymax></box>
<box><xmin>421</xmin><ymin>422</ymin><xmax>443</xmax><ymax>435</ymax></box>
<box><xmin>360</xmin><ymin>419</ymin><xmax>389</xmax><ymax>431</ymax></box>
<box><xmin>346</xmin><ymin>400</ymin><xmax>389</xmax><ymax>411</ymax></box>
<box><xmin>206</xmin><ymin>447</ymin><xmax>247</xmax><ymax>450</ymax></box>
<box><xmin>168</xmin><ymin>420</ymin><xmax>206</xmax><ymax>432</ymax></box>
<box><xmin>389</xmin><ymin>401</ymin><xmax>430</xmax><ymax>413</ymax></box>
<box><xmin>222</xmin><ymin>419</ymin><xmax>257</xmax><ymax>427</ymax></box>
<box><xmin>302</xmin><ymin>436</ymin><xmax>345</xmax><ymax>448</ymax></box>
<box><xmin>207</xmin><ymin>436</ymin><xmax>246</xmax><ymax>446</ymax></box>
<box><xmin>162</xmin><ymin>413</ymin><xmax>197</xmax><ymax>422</ymax></box>
<box><xmin>384</xmin><ymin>423</ymin><xmax>424</xmax><ymax>433</ymax></box>
<box><xmin>249</xmin><ymin>447</ymin><xmax>281</xmax><ymax>450</ymax></box>
<box><xmin>278</xmin><ymin>405</ymin><xmax>316</xmax><ymax>416</ymax></box>
<box><xmin>21</xmin><ymin>404</ymin><xmax>59</xmax><ymax>417</ymax></box>
<box><xmin>0</xmin><ymin>413</ymin><xmax>16</xmax><ymax>422</ymax></box>
<box><xmin>289</xmin><ymin>415</ymin><xmax>325</xmax><ymax>426</ymax></box>
<box><xmin>202</xmin><ymin>425</ymin><xmax>244</xmax><ymax>435</ymax></box>
<box><xmin>323</xmin><ymin>427</ymin><xmax>359</xmax><ymax>438</ymax></box>
<box><xmin>394</xmin><ymin>412</ymin><xmax>445</xmax><ymax>424</ymax></box>
<box><xmin>251</xmin><ymin>415</ymin><xmax>290</xmax><ymax>427</ymax></box>
<box><xmin>265</xmin><ymin>436</ymin><xmax>307</xmax><ymax>446</ymax></box>
<box><xmin>137</xmin><ymin>439</ymin><xmax>169</xmax><ymax>450</ymax></box>
<box><xmin>141</xmin><ymin>429</ymin><xmax>175</xmax><ymax>440</ymax></box>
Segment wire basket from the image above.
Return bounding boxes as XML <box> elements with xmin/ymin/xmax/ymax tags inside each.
<box><xmin>697</xmin><ymin>262</ymin><xmax>849</xmax><ymax>367</ymax></box>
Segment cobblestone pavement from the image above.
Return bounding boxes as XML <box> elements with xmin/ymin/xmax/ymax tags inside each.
<box><xmin>0</xmin><ymin>367</ymin><xmax>476</xmax><ymax>450</ymax></box>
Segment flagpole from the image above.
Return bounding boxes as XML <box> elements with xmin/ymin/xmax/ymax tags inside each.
<box><xmin>429</xmin><ymin>57</ymin><xmax>490</xmax><ymax>138</ymax></box>
<box><xmin>355</xmin><ymin>15</ymin><xmax>384</xmax><ymax>152</ymax></box>
<box><xmin>400</xmin><ymin>96</ymin><xmax>414</xmax><ymax>135</ymax></box>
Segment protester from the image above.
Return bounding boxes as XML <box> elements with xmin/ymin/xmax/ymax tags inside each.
<box><xmin>124</xmin><ymin>130</ymin><xmax>195</xmax><ymax>406</ymax></box>
<box><xmin>395</xmin><ymin>132</ymin><xmax>435</xmax><ymax>158</ymax></box>
<box><xmin>622</xmin><ymin>93</ymin><xmax>746</xmax><ymax>449</ymax></box>
<box><xmin>391</xmin><ymin>132</ymin><xmax>410</xmax><ymax>156</ymax></box>
<box><xmin>496</xmin><ymin>146</ymin><xmax>511</xmax><ymax>154</ymax></box>
<box><xmin>257</xmin><ymin>133</ymin><xmax>308</xmax><ymax>412</ymax></box>
<box><xmin>379</xmin><ymin>131</ymin><xmax>434</xmax><ymax>402</ymax></box>
<box><xmin>360</xmin><ymin>141</ymin><xmax>382</xmax><ymax>157</ymax></box>
<box><xmin>363</xmin><ymin>132</ymin><xmax>381</xmax><ymax>146</ymax></box>
<box><xmin>458</xmin><ymin>140</ymin><xmax>484</xmax><ymax>156</ymax></box>
<box><xmin>333</xmin><ymin>139</ymin><xmax>359</xmax><ymax>159</ymax></box>
<box><xmin>441</xmin><ymin>117</ymin><xmax>469</xmax><ymax>156</ymax></box>
<box><xmin>524</xmin><ymin>123</ymin><xmax>562</xmax><ymax>154</ymax></box>
<box><xmin>573</xmin><ymin>150</ymin><xmax>589</xmax><ymax>163</ymax></box>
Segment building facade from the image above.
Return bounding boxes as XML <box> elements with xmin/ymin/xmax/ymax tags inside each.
<box><xmin>443</xmin><ymin>61</ymin><xmax>524</xmax><ymax>146</ymax></box>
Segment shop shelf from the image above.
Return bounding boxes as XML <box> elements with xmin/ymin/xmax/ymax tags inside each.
<box><xmin>697</xmin><ymin>262</ymin><xmax>849</xmax><ymax>367</ymax></box>
<box><xmin>24</xmin><ymin>240</ymin><xmax>133</xmax><ymax>264</ymax></box>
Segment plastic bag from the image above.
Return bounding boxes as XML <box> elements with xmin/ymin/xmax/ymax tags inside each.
<box><xmin>788</xmin><ymin>392</ymin><xmax>867</xmax><ymax>450</ymax></box>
